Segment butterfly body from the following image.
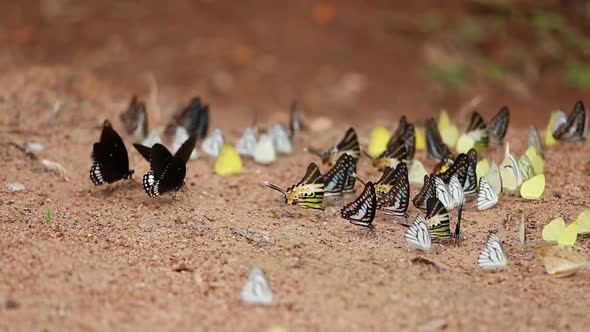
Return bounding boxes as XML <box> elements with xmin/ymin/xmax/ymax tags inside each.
<box><xmin>90</xmin><ymin>120</ymin><xmax>134</xmax><ymax>185</ymax></box>
<box><xmin>265</xmin><ymin>163</ymin><xmax>325</xmax><ymax>209</ymax></box>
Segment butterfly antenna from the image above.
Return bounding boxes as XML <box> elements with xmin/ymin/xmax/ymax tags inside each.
<box><xmin>307</xmin><ymin>147</ymin><xmax>323</xmax><ymax>158</ymax></box>
<box><xmin>263</xmin><ymin>182</ymin><xmax>287</xmax><ymax>195</ymax></box>
<box><xmin>362</xmin><ymin>150</ymin><xmax>374</xmax><ymax>161</ymax></box>
<box><xmin>353</xmin><ymin>173</ymin><xmax>367</xmax><ymax>185</ymax></box>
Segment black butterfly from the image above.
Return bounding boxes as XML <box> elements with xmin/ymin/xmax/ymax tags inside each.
<box><xmin>322</xmin><ymin>153</ymin><xmax>356</xmax><ymax>196</ymax></box>
<box><xmin>438</xmin><ymin>148</ymin><xmax>478</xmax><ymax>196</ymax></box>
<box><xmin>90</xmin><ymin>120</ymin><xmax>134</xmax><ymax>185</ymax></box>
<box><xmin>389</xmin><ymin>116</ymin><xmax>416</xmax><ymax>160</ymax></box>
<box><xmin>488</xmin><ymin>106</ymin><xmax>509</xmax><ymax>146</ymax></box>
<box><xmin>466</xmin><ymin>112</ymin><xmax>489</xmax><ymax>151</ymax></box>
<box><xmin>133</xmin><ymin>134</ymin><xmax>197</xmax><ymax>198</ymax></box>
<box><xmin>413</xmin><ymin>174</ymin><xmax>437</xmax><ymax>212</ymax></box>
<box><xmin>171</xmin><ymin>97</ymin><xmax>209</xmax><ymax>140</ymax></box>
<box><xmin>377</xmin><ymin>162</ymin><xmax>410</xmax><ymax>218</ymax></box>
<box><xmin>425</xmin><ymin>118</ymin><xmax>451</xmax><ymax>161</ymax></box>
<box><xmin>553</xmin><ymin>100</ymin><xmax>588</xmax><ymax>141</ymax></box>
<box><xmin>341</xmin><ymin>181</ymin><xmax>377</xmax><ymax>228</ymax></box>
<box><xmin>310</xmin><ymin>127</ymin><xmax>360</xmax><ymax>167</ymax></box>
<box><xmin>119</xmin><ymin>95</ymin><xmax>148</xmax><ymax>140</ymax></box>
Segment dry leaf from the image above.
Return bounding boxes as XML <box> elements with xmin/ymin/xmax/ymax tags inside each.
<box><xmin>41</xmin><ymin>159</ymin><xmax>69</xmax><ymax>181</ymax></box>
<box><xmin>535</xmin><ymin>245</ymin><xmax>590</xmax><ymax>277</ymax></box>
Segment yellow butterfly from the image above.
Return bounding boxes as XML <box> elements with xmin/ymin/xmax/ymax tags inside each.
<box><xmin>542</xmin><ymin>217</ymin><xmax>578</xmax><ymax>246</ymax></box>
<box><xmin>520</xmin><ymin>174</ymin><xmax>545</xmax><ymax>200</ymax></box>
<box><xmin>485</xmin><ymin>161</ymin><xmax>503</xmax><ymax>196</ymax></box>
<box><xmin>438</xmin><ymin>110</ymin><xmax>459</xmax><ymax>147</ymax></box>
<box><xmin>367</xmin><ymin>125</ymin><xmax>391</xmax><ymax>158</ymax></box>
<box><xmin>524</xmin><ymin>146</ymin><xmax>544</xmax><ymax>176</ymax></box>
<box><xmin>544</xmin><ymin>111</ymin><xmax>561</xmax><ymax>146</ymax></box>
<box><xmin>536</xmin><ymin>245</ymin><xmax>589</xmax><ymax>277</ymax></box>
<box><xmin>456</xmin><ymin>134</ymin><xmax>476</xmax><ymax>154</ymax></box>
<box><xmin>476</xmin><ymin>159</ymin><xmax>490</xmax><ymax>183</ymax></box>
<box><xmin>575</xmin><ymin>209</ymin><xmax>590</xmax><ymax>234</ymax></box>
<box><xmin>215</xmin><ymin>144</ymin><xmax>243</xmax><ymax>176</ymax></box>
<box><xmin>408</xmin><ymin>160</ymin><xmax>428</xmax><ymax>184</ymax></box>
<box><xmin>415</xmin><ymin>127</ymin><xmax>426</xmax><ymax>151</ymax></box>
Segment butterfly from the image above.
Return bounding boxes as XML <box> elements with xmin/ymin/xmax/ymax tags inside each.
<box><xmin>404</xmin><ymin>214</ymin><xmax>431</xmax><ymax>251</ymax></box>
<box><xmin>438</xmin><ymin>149</ymin><xmax>478</xmax><ymax>196</ymax></box>
<box><xmin>253</xmin><ymin>133</ymin><xmax>277</xmax><ymax>164</ymax></box>
<box><xmin>264</xmin><ymin>163</ymin><xmax>325</xmax><ymax>209</ymax></box>
<box><xmin>289</xmin><ymin>100</ymin><xmax>305</xmax><ymax>139</ymax></box>
<box><xmin>453</xmin><ymin>203</ymin><xmax>463</xmax><ymax>241</ymax></box>
<box><xmin>484</xmin><ymin>162</ymin><xmax>503</xmax><ymax>196</ymax></box>
<box><xmin>536</xmin><ymin>245</ymin><xmax>590</xmax><ymax>277</ymax></box>
<box><xmin>310</xmin><ymin>128</ymin><xmax>360</xmax><ymax>166</ymax></box>
<box><xmin>408</xmin><ymin>160</ymin><xmax>428</xmax><ymax>184</ymax></box>
<box><xmin>499</xmin><ymin>150</ymin><xmax>522</xmax><ymax>191</ymax></box>
<box><xmin>119</xmin><ymin>95</ymin><xmax>148</xmax><ymax>140</ymax></box>
<box><xmin>434</xmin><ymin>174</ymin><xmax>464</xmax><ymax>210</ymax></box>
<box><xmin>425</xmin><ymin>118</ymin><xmax>452</xmax><ymax>161</ymax></box>
<box><xmin>424</xmin><ymin>197</ymin><xmax>450</xmax><ymax>238</ymax></box>
<box><xmin>215</xmin><ymin>144</ymin><xmax>243</xmax><ymax>176</ymax></box>
<box><xmin>528</xmin><ymin>125</ymin><xmax>543</xmax><ymax>157</ymax></box>
<box><xmin>438</xmin><ymin>110</ymin><xmax>459</xmax><ymax>147</ymax></box>
<box><xmin>477</xmin><ymin>232</ymin><xmax>508</xmax><ymax>270</ymax></box>
<box><xmin>359</xmin><ymin>164</ymin><xmax>403</xmax><ymax>199</ymax></box>
<box><xmin>542</xmin><ymin>217</ymin><xmax>578</xmax><ymax>246</ymax></box>
<box><xmin>172</xmin><ymin>126</ymin><xmax>199</xmax><ymax>160</ymax></box>
<box><xmin>487</xmin><ymin>106</ymin><xmax>510</xmax><ymax>146</ymax></box>
<box><xmin>465</xmin><ymin>112</ymin><xmax>489</xmax><ymax>151</ymax></box>
<box><xmin>369</xmin><ymin>137</ymin><xmax>408</xmax><ymax>171</ymax></box>
<box><xmin>90</xmin><ymin>120</ymin><xmax>134</xmax><ymax>185</ymax></box>
<box><xmin>341</xmin><ymin>181</ymin><xmax>378</xmax><ymax>228</ymax></box>
<box><xmin>322</xmin><ymin>153</ymin><xmax>356</xmax><ymax>196</ymax></box>
<box><xmin>201</xmin><ymin>128</ymin><xmax>224</xmax><ymax>157</ymax></box>
<box><xmin>413</xmin><ymin>174</ymin><xmax>437</xmax><ymax>212</ymax></box>
<box><xmin>235</xmin><ymin>127</ymin><xmax>258</xmax><ymax>156</ymax></box>
<box><xmin>367</xmin><ymin>125</ymin><xmax>391</xmax><ymax>158</ymax></box>
<box><xmin>433</xmin><ymin>155</ymin><xmax>454</xmax><ymax>175</ymax></box>
<box><xmin>270</xmin><ymin>124</ymin><xmax>292</xmax><ymax>155</ymax></box>
<box><xmin>377</xmin><ymin>163</ymin><xmax>410</xmax><ymax>217</ymax></box>
<box><xmin>135</xmin><ymin>134</ymin><xmax>197</xmax><ymax>198</ymax></box>
<box><xmin>552</xmin><ymin>100</ymin><xmax>588</xmax><ymax>141</ymax></box>
<box><xmin>172</xmin><ymin>97</ymin><xmax>209</xmax><ymax>140</ymax></box>
<box><xmin>476</xmin><ymin>176</ymin><xmax>499</xmax><ymax>210</ymax></box>
<box><xmin>389</xmin><ymin>116</ymin><xmax>416</xmax><ymax>160</ymax></box>
<box><xmin>141</xmin><ymin>128</ymin><xmax>163</xmax><ymax>147</ymax></box>
<box><xmin>575</xmin><ymin>209</ymin><xmax>590</xmax><ymax>235</ymax></box>
<box><xmin>240</xmin><ymin>267</ymin><xmax>273</xmax><ymax>304</ymax></box>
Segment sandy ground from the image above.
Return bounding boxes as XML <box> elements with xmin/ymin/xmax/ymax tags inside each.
<box><xmin>1</xmin><ymin>67</ymin><xmax>590</xmax><ymax>332</ymax></box>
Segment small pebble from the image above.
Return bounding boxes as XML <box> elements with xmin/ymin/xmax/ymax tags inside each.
<box><xmin>553</xmin><ymin>191</ymin><xmax>562</xmax><ymax>198</ymax></box>
<box><xmin>5</xmin><ymin>299</ymin><xmax>19</xmax><ymax>309</ymax></box>
<box><xmin>6</xmin><ymin>183</ymin><xmax>25</xmax><ymax>192</ymax></box>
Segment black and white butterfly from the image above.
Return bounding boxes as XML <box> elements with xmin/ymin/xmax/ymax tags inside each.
<box><xmin>133</xmin><ymin>134</ymin><xmax>197</xmax><ymax>198</ymax></box>
<box><xmin>439</xmin><ymin>149</ymin><xmax>477</xmax><ymax>196</ymax></box>
<box><xmin>476</xmin><ymin>176</ymin><xmax>499</xmax><ymax>210</ymax></box>
<box><xmin>90</xmin><ymin>120</ymin><xmax>134</xmax><ymax>185</ymax></box>
<box><xmin>341</xmin><ymin>181</ymin><xmax>377</xmax><ymax>228</ymax></box>
<box><xmin>172</xmin><ymin>97</ymin><xmax>210</xmax><ymax>140</ymax></box>
<box><xmin>119</xmin><ymin>95</ymin><xmax>148</xmax><ymax>140</ymax></box>
<box><xmin>477</xmin><ymin>232</ymin><xmax>508</xmax><ymax>269</ymax></box>
<box><xmin>465</xmin><ymin>112</ymin><xmax>489</xmax><ymax>151</ymax></box>
<box><xmin>434</xmin><ymin>174</ymin><xmax>464</xmax><ymax>210</ymax></box>
<box><xmin>425</xmin><ymin>118</ymin><xmax>451</xmax><ymax>161</ymax></box>
<box><xmin>552</xmin><ymin>100</ymin><xmax>588</xmax><ymax>141</ymax></box>
<box><xmin>389</xmin><ymin>116</ymin><xmax>416</xmax><ymax>160</ymax></box>
<box><xmin>413</xmin><ymin>174</ymin><xmax>437</xmax><ymax>212</ymax></box>
<box><xmin>404</xmin><ymin>214</ymin><xmax>431</xmax><ymax>251</ymax></box>
<box><xmin>289</xmin><ymin>100</ymin><xmax>305</xmax><ymax>139</ymax></box>
<box><xmin>377</xmin><ymin>162</ymin><xmax>410</xmax><ymax>218</ymax></box>
<box><xmin>322</xmin><ymin>153</ymin><xmax>356</xmax><ymax>196</ymax></box>
<box><xmin>487</xmin><ymin>106</ymin><xmax>510</xmax><ymax>146</ymax></box>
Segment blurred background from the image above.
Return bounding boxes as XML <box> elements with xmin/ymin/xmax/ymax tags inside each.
<box><xmin>1</xmin><ymin>0</ymin><xmax>589</xmax><ymax>126</ymax></box>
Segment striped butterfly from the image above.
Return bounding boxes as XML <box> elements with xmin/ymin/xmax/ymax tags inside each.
<box><xmin>413</xmin><ymin>174</ymin><xmax>437</xmax><ymax>212</ymax></box>
<box><xmin>369</xmin><ymin>136</ymin><xmax>408</xmax><ymax>171</ymax></box>
<box><xmin>434</xmin><ymin>174</ymin><xmax>464</xmax><ymax>210</ymax></box>
<box><xmin>377</xmin><ymin>163</ymin><xmax>410</xmax><ymax>217</ymax></box>
<box><xmin>389</xmin><ymin>116</ymin><xmax>416</xmax><ymax>160</ymax></box>
<box><xmin>341</xmin><ymin>181</ymin><xmax>377</xmax><ymax>228</ymax></box>
<box><xmin>527</xmin><ymin>125</ymin><xmax>543</xmax><ymax>157</ymax></box>
<box><xmin>465</xmin><ymin>112</ymin><xmax>489</xmax><ymax>151</ymax></box>
<box><xmin>264</xmin><ymin>162</ymin><xmax>325</xmax><ymax>209</ymax></box>
<box><xmin>310</xmin><ymin>128</ymin><xmax>360</xmax><ymax>167</ymax></box>
<box><xmin>425</xmin><ymin>118</ymin><xmax>452</xmax><ymax>161</ymax></box>
<box><xmin>433</xmin><ymin>155</ymin><xmax>454</xmax><ymax>175</ymax></box>
<box><xmin>404</xmin><ymin>214</ymin><xmax>431</xmax><ymax>251</ymax></box>
<box><xmin>270</xmin><ymin>123</ymin><xmax>293</xmax><ymax>155</ymax></box>
<box><xmin>517</xmin><ymin>154</ymin><xmax>534</xmax><ymax>181</ymax></box>
<box><xmin>322</xmin><ymin>153</ymin><xmax>356</xmax><ymax>196</ymax></box>
<box><xmin>439</xmin><ymin>149</ymin><xmax>478</xmax><ymax>196</ymax></box>
<box><xmin>173</xmin><ymin>97</ymin><xmax>209</xmax><ymax>140</ymax></box>
<box><xmin>119</xmin><ymin>95</ymin><xmax>148</xmax><ymax>140</ymax></box>
<box><xmin>552</xmin><ymin>100</ymin><xmax>588</xmax><ymax>141</ymax></box>
<box><xmin>355</xmin><ymin>165</ymin><xmax>394</xmax><ymax>199</ymax></box>
<box><xmin>476</xmin><ymin>176</ymin><xmax>499</xmax><ymax>210</ymax></box>
<box><xmin>487</xmin><ymin>106</ymin><xmax>510</xmax><ymax>146</ymax></box>
<box><xmin>477</xmin><ymin>233</ymin><xmax>508</xmax><ymax>269</ymax></box>
<box><xmin>500</xmin><ymin>152</ymin><xmax>522</xmax><ymax>191</ymax></box>
<box><xmin>425</xmin><ymin>197</ymin><xmax>451</xmax><ymax>238</ymax></box>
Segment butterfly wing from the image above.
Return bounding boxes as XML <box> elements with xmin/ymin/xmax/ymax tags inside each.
<box><xmin>287</xmin><ymin>163</ymin><xmax>325</xmax><ymax>209</ymax></box>
<box><xmin>335</xmin><ymin>127</ymin><xmax>361</xmax><ymax>162</ymax></box>
<box><xmin>133</xmin><ymin>143</ymin><xmax>152</xmax><ymax>162</ymax></box>
<box><xmin>341</xmin><ymin>182</ymin><xmax>377</xmax><ymax>227</ymax></box>
<box><xmin>478</xmin><ymin>233</ymin><xmax>508</xmax><ymax>269</ymax></box>
<box><xmin>240</xmin><ymin>267</ymin><xmax>273</xmax><ymax>304</ymax></box>
<box><xmin>425</xmin><ymin>197</ymin><xmax>450</xmax><ymax>238</ymax></box>
<box><xmin>378</xmin><ymin>163</ymin><xmax>409</xmax><ymax>217</ymax></box>
<box><xmin>405</xmin><ymin>214</ymin><xmax>432</xmax><ymax>250</ymax></box>
<box><xmin>322</xmin><ymin>154</ymin><xmax>353</xmax><ymax>196</ymax></box>
<box><xmin>425</xmin><ymin>118</ymin><xmax>451</xmax><ymax>161</ymax></box>
<box><xmin>389</xmin><ymin>116</ymin><xmax>416</xmax><ymax>160</ymax></box>
<box><xmin>463</xmin><ymin>149</ymin><xmax>478</xmax><ymax>195</ymax></box>
<box><xmin>413</xmin><ymin>175</ymin><xmax>437</xmax><ymax>212</ymax></box>
<box><xmin>174</xmin><ymin>133</ymin><xmax>198</xmax><ymax>164</ymax></box>
<box><xmin>90</xmin><ymin>120</ymin><xmax>132</xmax><ymax>185</ymax></box>
<box><xmin>527</xmin><ymin>125</ymin><xmax>543</xmax><ymax>157</ymax></box>
<box><xmin>119</xmin><ymin>95</ymin><xmax>148</xmax><ymax>139</ymax></box>
<box><xmin>476</xmin><ymin>176</ymin><xmax>499</xmax><ymax>210</ymax></box>
<box><xmin>553</xmin><ymin>101</ymin><xmax>587</xmax><ymax>141</ymax></box>
<box><xmin>176</xmin><ymin>97</ymin><xmax>209</xmax><ymax>139</ymax></box>
<box><xmin>466</xmin><ymin>112</ymin><xmax>489</xmax><ymax>150</ymax></box>
<box><xmin>434</xmin><ymin>176</ymin><xmax>453</xmax><ymax>210</ymax></box>
<box><xmin>488</xmin><ymin>106</ymin><xmax>509</xmax><ymax>145</ymax></box>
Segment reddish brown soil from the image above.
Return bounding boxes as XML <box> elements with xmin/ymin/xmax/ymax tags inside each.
<box><xmin>1</xmin><ymin>2</ymin><xmax>590</xmax><ymax>331</ymax></box>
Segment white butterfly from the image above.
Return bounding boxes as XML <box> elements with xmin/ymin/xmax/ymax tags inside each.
<box><xmin>476</xmin><ymin>176</ymin><xmax>498</xmax><ymax>210</ymax></box>
<box><xmin>235</xmin><ymin>127</ymin><xmax>258</xmax><ymax>156</ymax></box>
<box><xmin>270</xmin><ymin>124</ymin><xmax>292</xmax><ymax>155</ymax></box>
<box><xmin>201</xmin><ymin>128</ymin><xmax>224</xmax><ymax>157</ymax></box>
<box><xmin>172</xmin><ymin>126</ymin><xmax>198</xmax><ymax>160</ymax></box>
<box><xmin>484</xmin><ymin>162</ymin><xmax>503</xmax><ymax>195</ymax></box>
<box><xmin>434</xmin><ymin>175</ymin><xmax>464</xmax><ymax>210</ymax></box>
<box><xmin>240</xmin><ymin>267</ymin><xmax>273</xmax><ymax>305</ymax></box>
<box><xmin>477</xmin><ymin>233</ymin><xmax>508</xmax><ymax>269</ymax></box>
<box><xmin>404</xmin><ymin>214</ymin><xmax>432</xmax><ymax>251</ymax></box>
<box><xmin>253</xmin><ymin>133</ymin><xmax>277</xmax><ymax>164</ymax></box>
<box><xmin>141</xmin><ymin>128</ymin><xmax>163</xmax><ymax>147</ymax></box>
